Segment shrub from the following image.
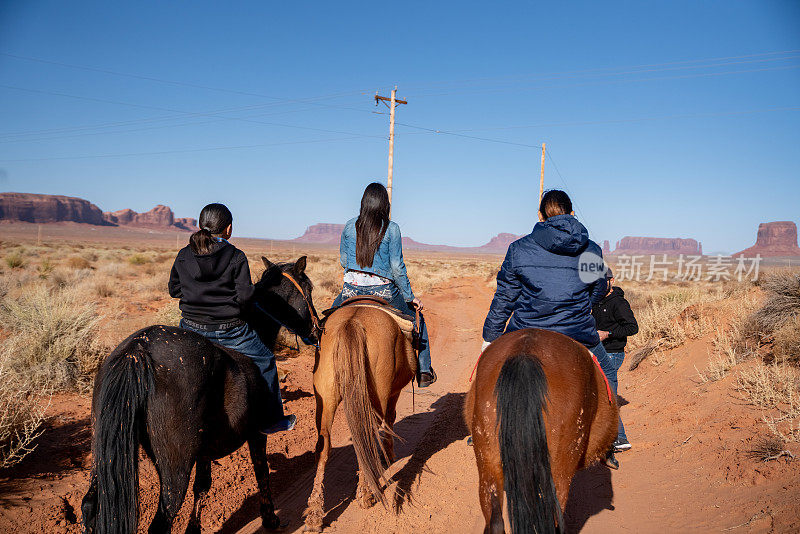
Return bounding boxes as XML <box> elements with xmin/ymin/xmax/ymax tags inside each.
<box><xmin>66</xmin><ymin>256</ymin><xmax>91</xmax><ymax>270</ymax></box>
<box><xmin>5</xmin><ymin>252</ymin><xmax>24</xmax><ymax>269</ymax></box>
<box><xmin>94</xmin><ymin>281</ymin><xmax>114</xmax><ymax>298</ymax></box>
<box><xmin>128</xmin><ymin>253</ymin><xmax>149</xmax><ymax>265</ymax></box>
<box><xmin>0</xmin><ymin>365</ymin><xmax>47</xmax><ymax>468</ymax></box>
<box><xmin>0</xmin><ymin>284</ymin><xmax>107</xmax><ymax>391</ymax></box>
<box><xmin>750</xmin><ymin>271</ymin><xmax>800</xmax><ymax>338</ymax></box>
<box><xmin>37</xmin><ymin>258</ymin><xmax>54</xmax><ymax>279</ymax></box>
<box><xmin>773</xmin><ymin>315</ymin><xmax>800</xmax><ymax>365</ymax></box>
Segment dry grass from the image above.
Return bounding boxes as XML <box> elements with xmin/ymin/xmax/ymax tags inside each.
<box><xmin>66</xmin><ymin>256</ymin><xmax>92</xmax><ymax>270</ymax></box>
<box><xmin>5</xmin><ymin>252</ymin><xmax>24</xmax><ymax>269</ymax></box>
<box><xmin>0</xmin><ymin>284</ymin><xmax>107</xmax><ymax>391</ymax></box>
<box><xmin>746</xmin><ymin>435</ymin><xmax>790</xmax><ymax>462</ymax></box>
<box><xmin>0</xmin><ymin>364</ymin><xmax>48</xmax><ymax>468</ymax></box>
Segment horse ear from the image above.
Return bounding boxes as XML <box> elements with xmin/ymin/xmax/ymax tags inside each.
<box><xmin>293</xmin><ymin>256</ymin><xmax>307</xmax><ymax>275</ymax></box>
<box><xmin>262</xmin><ymin>256</ymin><xmax>273</xmax><ymax>269</ymax></box>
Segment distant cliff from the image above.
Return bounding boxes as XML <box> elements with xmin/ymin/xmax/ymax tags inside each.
<box><xmin>0</xmin><ymin>192</ymin><xmax>196</xmax><ymax>231</ymax></box>
<box><xmin>292</xmin><ymin>223</ymin><xmax>520</xmax><ymax>253</ymax></box>
<box><xmin>613</xmin><ymin>236</ymin><xmax>702</xmax><ymax>255</ymax></box>
<box><xmin>0</xmin><ymin>192</ymin><xmax>107</xmax><ymax>225</ymax></box>
<box><xmin>735</xmin><ymin>221</ymin><xmax>800</xmax><ymax>257</ymax></box>
<box><xmin>103</xmin><ymin>205</ymin><xmax>198</xmax><ymax>231</ymax></box>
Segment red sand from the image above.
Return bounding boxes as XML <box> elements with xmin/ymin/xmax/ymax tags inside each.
<box><xmin>1</xmin><ymin>277</ymin><xmax>799</xmax><ymax>533</ymax></box>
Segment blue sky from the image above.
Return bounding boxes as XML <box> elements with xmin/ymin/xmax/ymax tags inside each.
<box><xmin>1</xmin><ymin>1</ymin><xmax>798</xmax><ymax>253</ymax></box>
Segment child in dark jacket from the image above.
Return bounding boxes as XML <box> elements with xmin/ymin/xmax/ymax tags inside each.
<box><xmin>168</xmin><ymin>203</ymin><xmax>295</xmax><ymax>434</ymax></box>
<box><xmin>591</xmin><ymin>268</ymin><xmax>638</xmax><ymax>451</ymax></box>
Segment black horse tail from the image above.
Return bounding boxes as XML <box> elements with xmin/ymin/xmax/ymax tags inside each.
<box><xmin>495</xmin><ymin>354</ymin><xmax>564</xmax><ymax>534</ymax></box>
<box><xmin>93</xmin><ymin>339</ymin><xmax>155</xmax><ymax>534</ymax></box>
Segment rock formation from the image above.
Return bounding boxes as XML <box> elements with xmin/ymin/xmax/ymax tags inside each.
<box><xmin>292</xmin><ymin>223</ymin><xmax>345</xmax><ymax>244</ymax></box>
<box><xmin>0</xmin><ymin>192</ymin><xmax>107</xmax><ymax>225</ymax></box>
<box><xmin>292</xmin><ymin>223</ymin><xmax>521</xmax><ymax>254</ymax></box>
<box><xmin>603</xmin><ymin>240</ymin><xmax>611</xmax><ymax>255</ymax></box>
<box><xmin>0</xmin><ymin>192</ymin><xmax>196</xmax><ymax>231</ymax></box>
<box><xmin>613</xmin><ymin>236</ymin><xmax>702</xmax><ymax>255</ymax></box>
<box><xmin>102</xmin><ymin>204</ymin><xmax>196</xmax><ymax>231</ymax></box>
<box><xmin>735</xmin><ymin>221</ymin><xmax>800</xmax><ymax>257</ymax></box>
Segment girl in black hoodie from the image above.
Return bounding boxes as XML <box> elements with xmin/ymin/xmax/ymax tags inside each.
<box><xmin>591</xmin><ymin>269</ymin><xmax>638</xmax><ymax>451</ymax></box>
<box><xmin>168</xmin><ymin>203</ymin><xmax>295</xmax><ymax>434</ymax></box>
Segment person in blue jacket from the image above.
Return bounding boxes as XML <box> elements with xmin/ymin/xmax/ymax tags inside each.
<box><xmin>482</xmin><ymin>190</ymin><xmax>619</xmax><ymax>463</ymax></box>
<box><xmin>332</xmin><ymin>182</ymin><xmax>435</xmax><ymax>387</ymax></box>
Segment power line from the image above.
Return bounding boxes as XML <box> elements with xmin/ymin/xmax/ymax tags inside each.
<box><xmin>0</xmin><ymin>84</ymin><xmax>386</xmax><ymax>140</ymax></box>
<box><xmin>544</xmin><ymin>148</ymin><xmax>592</xmax><ymax>230</ymax></box>
<box><xmin>0</xmin><ymin>134</ymin><xmax>382</xmax><ymax>163</ymax></box>
<box><xmin>436</xmin><ymin>106</ymin><xmax>800</xmax><ymax>133</ymax></box>
<box><xmin>393</xmin><ymin>121</ymin><xmax>542</xmax><ymax>149</ymax></box>
<box><xmin>402</xmin><ymin>49</ymin><xmax>800</xmax><ymax>92</ymax></box>
<box><xmin>411</xmin><ymin>64</ymin><xmax>800</xmax><ymax>98</ymax></box>
<box><xmin>0</xmin><ymin>51</ymin><xmax>376</xmax><ymax>116</ymax></box>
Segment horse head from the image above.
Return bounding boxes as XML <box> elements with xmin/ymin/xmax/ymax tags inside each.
<box><xmin>253</xmin><ymin>255</ymin><xmax>321</xmax><ymax>346</ymax></box>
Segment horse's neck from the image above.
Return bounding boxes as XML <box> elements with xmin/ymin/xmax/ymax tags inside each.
<box><xmin>254</xmin><ymin>320</ymin><xmax>281</xmax><ymax>350</ymax></box>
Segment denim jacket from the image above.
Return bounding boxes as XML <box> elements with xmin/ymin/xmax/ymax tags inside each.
<box><xmin>339</xmin><ymin>217</ymin><xmax>415</xmax><ymax>301</ymax></box>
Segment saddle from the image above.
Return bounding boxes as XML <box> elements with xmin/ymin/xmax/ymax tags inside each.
<box><xmin>321</xmin><ymin>296</ymin><xmax>417</xmax><ymax>337</ymax></box>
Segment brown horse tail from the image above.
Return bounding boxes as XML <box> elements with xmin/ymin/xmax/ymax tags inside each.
<box><xmin>332</xmin><ymin>317</ymin><xmax>388</xmax><ymax>504</ymax></box>
<box><xmin>495</xmin><ymin>354</ymin><xmax>564</xmax><ymax>534</ymax></box>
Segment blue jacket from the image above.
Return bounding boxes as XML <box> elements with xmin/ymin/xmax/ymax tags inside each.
<box><xmin>340</xmin><ymin>217</ymin><xmax>415</xmax><ymax>301</ymax></box>
<box><xmin>482</xmin><ymin>214</ymin><xmax>607</xmax><ymax>347</ymax></box>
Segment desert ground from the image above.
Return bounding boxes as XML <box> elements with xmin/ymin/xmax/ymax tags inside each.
<box><xmin>1</xmin><ymin>223</ymin><xmax>799</xmax><ymax>533</ymax></box>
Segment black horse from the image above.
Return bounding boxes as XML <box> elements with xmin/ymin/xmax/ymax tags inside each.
<box><xmin>81</xmin><ymin>256</ymin><xmax>320</xmax><ymax>534</ymax></box>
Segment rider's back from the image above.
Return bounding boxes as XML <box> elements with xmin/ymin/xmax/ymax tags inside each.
<box><xmin>483</xmin><ymin>213</ymin><xmax>605</xmax><ymax>347</ymax></box>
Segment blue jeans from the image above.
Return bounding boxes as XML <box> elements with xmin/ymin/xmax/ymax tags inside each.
<box><xmin>588</xmin><ymin>342</ymin><xmax>627</xmax><ymax>441</ymax></box>
<box><xmin>180</xmin><ymin>320</ymin><xmax>285</xmax><ymax>424</ymax></box>
<box><xmin>332</xmin><ymin>283</ymin><xmax>432</xmax><ymax>374</ymax></box>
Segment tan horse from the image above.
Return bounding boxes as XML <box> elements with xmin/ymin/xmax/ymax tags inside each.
<box><xmin>465</xmin><ymin>328</ymin><xmax>619</xmax><ymax>534</ymax></box>
<box><xmin>303</xmin><ymin>305</ymin><xmax>417</xmax><ymax>533</ymax></box>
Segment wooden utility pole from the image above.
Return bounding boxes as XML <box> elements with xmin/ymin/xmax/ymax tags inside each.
<box><xmin>539</xmin><ymin>142</ymin><xmax>546</xmax><ymax>205</ymax></box>
<box><xmin>375</xmin><ymin>88</ymin><xmax>407</xmax><ymax>211</ymax></box>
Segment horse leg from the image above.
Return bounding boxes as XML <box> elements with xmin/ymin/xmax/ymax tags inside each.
<box><xmin>380</xmin><ymin>395</ymin><xmax>399</xmax><ymax>467</ymax></box>
<box><xmin>477</xmin><ymin>460</ymin><xmax>505</xmax><ymax>534</ymax></box>
<box><xmin>356</xmin><ymin>469</ymin><xmax>378</xmax><ymax>509</ymax></box>
<box><xmin>80</xmin><ymin>470</ymin><xmax>98</xmax><ymax>533</ymax></box>
<box><xmin>148</xmin><ymin>461</ymin><xmax>193</xmax><ymax>534</ymax></box>
<box><xmin>249</xmin><ymin>436</ymin><xmax>282</xmax><ymax>531</ymax></box>
<box><xmin>304</xmin><ymin>391</ymin><xmax>337</xmax><ymax>533</ymax></box>
<box><xmin>184</xmin><ymin>460</ymin><xmax>211</xmax><ymax>534</ymax></box>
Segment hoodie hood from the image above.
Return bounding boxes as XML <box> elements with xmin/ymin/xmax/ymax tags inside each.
<box><xmin>531</xmin><ymin>214</ymin><xmax>589</xmax><ymax>256</ymax></box>
<box><xmin>190</xmin><ymin>240</ymin><xmax>236</xmax><ymax>282</ymax></box>
<box><xmin>603</xmin><ymin>285</ymin><xmax>625</xmax><ymax>302</ymax></box>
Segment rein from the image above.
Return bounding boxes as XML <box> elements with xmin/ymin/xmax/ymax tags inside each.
<box><xmin>253</xmin><ymin>270</ymin><xmax>322</xmax><ymax>350</ymax></box>
<box><xmin>281</xmin><ymin>271</ymin><xmax>323</xmax><ymax>336</ymax></box>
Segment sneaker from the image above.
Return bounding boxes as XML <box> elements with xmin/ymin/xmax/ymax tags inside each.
<box><xmin>614</xmin><ymin>437</ymin><xmax>632</xmax><ymax>452</ymax></box>
<box><xmin>418</xmin><ymin>368</ymin><xmax>437</xmax><ymax>388</ymax></box>
<box><xmin>605</xmin><ymin>450</ymin><xmax>620</xmax><ymax>470</ymax></box>
<box><xmin>262</xmin><ymin>414</ymin><xmax>297</xmax><ymax>435</ymax></box>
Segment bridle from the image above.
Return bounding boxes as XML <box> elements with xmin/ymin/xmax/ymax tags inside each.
<box><xmin>280</xmin><ymin>271</ymin><xmax>323</xmax><ymax>338</ymax></box>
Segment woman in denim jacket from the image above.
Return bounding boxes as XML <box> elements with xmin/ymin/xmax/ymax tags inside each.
<box><xmin>332</xmin><ymin>182</ymin><xmax>435</xmax><ymax>387</ymax></box>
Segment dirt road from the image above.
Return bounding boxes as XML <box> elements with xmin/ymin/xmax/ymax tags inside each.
<box><xmin>1</xmin><ymin>276</ymin><xmax>798</xmax><ymax>533</ymax></box>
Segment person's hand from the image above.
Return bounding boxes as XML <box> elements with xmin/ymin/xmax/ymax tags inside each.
<box><xmin>481</xmin><ymin>340</ymin><xmax>491</xmax><ymax>352</ymax></box>
<box><xmin>412</xmin><ymin>297</ymin><xmax>423</xmax><ymax>310</ymax></box>
<box><xmin>598</xmin><ymin>330</ymin><xmax>610</xmax><ymax>341</ymax></box>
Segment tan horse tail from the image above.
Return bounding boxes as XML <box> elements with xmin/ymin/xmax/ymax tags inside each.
<box><xmin>332</xmin><ymin>317</ymin><xmax>387</xmax><ymax>504</ymax></box>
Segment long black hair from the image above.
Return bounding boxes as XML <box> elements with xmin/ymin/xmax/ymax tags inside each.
<box><xmin>355</xmin><ymin>183</ymin><xmax>390</xmax><ymax>268</ymax></box>
<box><xmin>190</xmin><ymin>203</ymin><xmax>233</xmax><ymax>255</ymax></box>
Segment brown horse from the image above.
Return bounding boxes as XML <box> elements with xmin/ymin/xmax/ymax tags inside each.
<box><xmin>303</xmin><ymin>305</ymin><xmax>417</xmax><ymax>532</ymax></box>
<box><xmin>464</xmin><ymin>328</ymin><xmax>619</xmax><ymax>534</ymax></box>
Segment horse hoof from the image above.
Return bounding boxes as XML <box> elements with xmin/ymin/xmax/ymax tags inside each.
<box><xmin>263</xmin><ymin>513</ymin><xmax>289</xmax><ymax>532</ymax></box>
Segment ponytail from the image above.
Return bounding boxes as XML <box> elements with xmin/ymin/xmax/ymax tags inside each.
<box><xmin>189</xmin><ymin>203</ymin><xmax>233</xmax><ymax>255</ymax></box>
<box><xmin>189</xmin><ymin>228</ymin><xmax>216</xmax><ymax>255</ymax></box>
